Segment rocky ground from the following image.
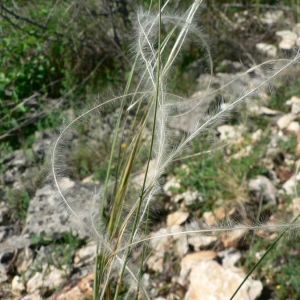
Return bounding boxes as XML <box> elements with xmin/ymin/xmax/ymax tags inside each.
<box><xmin>1</xmin><ymin>8</ymin><xmax>300</xmax><ymax>300</ymax></box>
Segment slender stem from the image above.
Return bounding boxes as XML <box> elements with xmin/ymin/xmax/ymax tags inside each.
<box><xmin>113</xmin><ymin>1</ymin><xmax>162</xmax><ymax>298</ymax></box>
<box><xmin>135</xmin><ymin>204</ymin><xmax>151</xmax><ymax>300</ymax></box>
<box><xmin>230</xmin><ymin>212</ymin><xmax>300</xmax><ymax>300</ymax></box>
<box><xmin>93</xmin><ymin>46</ymin><xmax>139</xmax><ymax>300</ymax></box>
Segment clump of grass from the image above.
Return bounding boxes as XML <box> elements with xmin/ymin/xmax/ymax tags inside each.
<box><xmin>50</xmin><ymin>0</ymin><xmax>300</xmax><ymax>299</ymax></box>
<box><xmin>8</xmin><ymin>188</ymin><xmax>30</xmax><ymax>224</ymax></box>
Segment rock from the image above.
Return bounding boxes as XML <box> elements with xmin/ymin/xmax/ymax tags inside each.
<box><xmin>167</xmin><ymin>212</ymin><xmax>189</xmax><ymax>226</ymax></box>
<box><xmin>16</xmin><ymin>247</ymin><xmax>34</xmax><ymax>274</ymax></box>
<box><xmin>291</xmin><ymin>197</ymin><xmax>300</xmax><ymax>216</ymax></box>
<box><xmin>285</xmin><ymin>96</ymin><xmax>300</xmax><ymax>115</ymax></box>
<box><xmin>260</xmin><ymin>107</ymin><xmax>281</xmax><ymax>116</ymax></box>
<box><xmin>232</xmin><ymin>145</ymin><xmax>252</xmax><ymax>159</ymax></box>
<box><xmin>249</xmin><ymin>105</ymin><xmax>281</xmax><ymax>116</ymax></box>
<box><xmin>148</xmin><ymin>225</ymin><xmax>188</xmax><ymax>271</ymax></box>
<box><xmin>26</xmin><ymin>266</ymin><xmax>67</xmax><ymax>295</ymax></box>
<box><xmin>248</xmin><ymin>175</ymin><xmax>277</xmax><ymax>205</ymax></box>
<box><xmin>221</xmin><ymin>227</ymin><xmax>247</xmax><ymax>248</ymax></box>
<box><xmin>282</xmin><ymin>173</ymin><xmax>300</xmax><ymax>195</ymax></box>
<box><xmin>278</xmin><ymin>39</ymin><xmax>296</xmax><ymax>50</ymax></box>
<box><xmin>21</xmin><ymin>290</ymin><xmax>41</xmax><ymax>300</ymax></box>
<box><xmin>256</xmin><ymin>43</ymin><xmax>277</xmax><ymax>57</ymax></box>
<box><xmin>150</xmin><ymin>227</ymin><xmax>170</xmax><ymax>252</ymax></box>
<box><xmin>0</xmin><ymin>263</ymin><xmax>8</xmax><ymax>283</ymax></box>
<box><xmin>46</xmin><ymin>266</ymin><xmax>67</xmax><ymax>290</ymax></box>
<box><xmin>170</xmin><ymin>225</ymin><xmax>189</xmax><ymax>257</ymax></box>
<box><xmin>0</xmin><ymin>244</ymin><xmax>17</xmax><ymax>272</ymax></box>
<box><xmin>52</xmin><ymin>273</ymin><xmax>94</xmax><ymax>300</ymax></box>
<box><xmin>32</xmin><ymin>140</ymin><xmax>51</xmax><ymax>159</ymax></box>
<box><xmin>0</xmin><ymin>202</ymin><xmax>10</xmax><ymax>225</ymax></box>
<box><xmin>287</xmin><ymin>121</ymin><xmax>300</xmax><ymax>134</ymax></box>
<box><xmin>277</xmin><ymin>113</ymin><xmax>296</xmax><ymax>130</ymax></box>
<box><xmin>185</xmin><ymin>260</ymin><xmax>262</xmax><ymax>300</ymax></box>
<box><xmin>275</xmin><ymin>166</ymin><xmax>293</xmax><ymax>183</ymax></box>
<box><xmin>180</xmin><ymin>251</ymin><xmax>217</xmax><ymax>279</ymax></box>
<box><xmin>260</xmin><ymin>10</ymin><xmax>283</xmax><ymax>25</ymax></box>
<box><xmin>174</xmin><ymin>236</ymin><xmax>189</xmax><ymax>257</ymax></box>
<box><xmin>82</xmin><ymin>175</ymin><xmax>100</xmax><ymax>184</ymax></box>
<box><xmin>150</xmin><ymin>226</ymin><xmax>187</xmax><ymax>254</ymax></box>
<box><xmin>188</xmin><ymin>235</ymin><xmax>217</xmax><ymax>250</ymax></box>
<box><xmin>276</xmin><ymin>30</ymin><xmax>297</xmax><ymax>50</ymax></box>
<box><xmin>266</xmin><ymin>130</ymin><xmax>289</xmax><ymax>157</ymax></box>
<box><xmin>163</xmin><ymin>177</ymin><xmax>181</xmax><ymax>197</ymax></box>
<box><xmin>293</xmin><ymin>23</ymin><xmax>300</xmax><ymax>36</ymax></box>
<box><xmin>74</xmin><ymin>242</ymin><xmax>97</xmax><ymax>267</ymax></box>
<box><xmin>0</xmin><ymin>235</ymin><xmax>31</xmax><ymax>276</ymax></box>
<box><xmin>251</xmin><ymin>129</ymin><xmax>262</xmax><ymax>142</ymax></box>
<box><xmin>183</xmin><ymin>190</ymin><xmax>202</xmax><ymax>206</ymax></box>
<box><xmin>22</xmin><ymin>245</ymin><xmax>71</xmax><ymax>285</ymax></box>
<box><xmin>0</xmin><ymin>225</ymin><xmax>15</xmax><ymax>243</ymax></box>
<box><xmin>173</xmin><ymin>190</ymin><xmax>203</xmax><ymax>206</ymax></box>
<box><xmin>203</xmin><ymin>211</ymin><xmax>216</xmax><ymax>226</ymax></box>
<box><xmin>56</xmin><ymin>286</ymin><xmax>85</xmax><ymax>300</ymax></box>
<box><xmin>141</xmin><ymin>273</ymin><xmax>151</xmax><ymax>289</ymax></box>
<box><xmin>296</xmin><ymin>132</ymin><xmax>300</xmax><ymax>155</ymax></box>
<box><xmin>12</xmin><ymin>275</ymin><xmax>26</xmax><ymax>295</ymax></box>
<box><xmin>3</xmin><ymin>166</ymin><xmax>23</xmax><ymax>184</ymax></box>
<box><xmin>213</xmin><ymin>207</ymin><xmax>227</xmax><ymax>220</ymax></box>
<box><xmin>147</xmin><ymin>252</ymin><xmax>164</xmax><ymax>272</ymax></box>
<box><xmin>131</xmin><ymin>159</ymin><xmax>158</xmax><ymax>188</ymax></box>
<box><xmin>217</xmin><ymin>125</ymin><xmax>243</xmax><ymax>141</ymax></box>
<box><xmin>217</xmin><ymin>248</ymin><xmax>241</xmax><ymax>268</ymax></box>
<box><xmin>26</xmin><ymin>272</ymin><xmax>43</xmax><ymax>294</ymax></box>
<box><xmin>3</xmin><ymin>150</ymin><xmax>28</xmax><ymax>168</ymax></box>
<box><xmin>23</xmin><ymin>180</ymin><xmax>100</xmax><ymax>239</ymax></box>
<box><xmin>3</xmin><ymin>235</ymin><xmax>31</xmax><ymax>249</ymax></box>
<box><xmin>168</xmin><ymin>90</ymin><xmax>214</xmax><ymax>132</ymax></box>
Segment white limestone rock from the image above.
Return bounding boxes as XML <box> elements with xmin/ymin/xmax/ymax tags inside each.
<box><xmin>185</xmin><ymin>260</ymin><xmax>262</xmax><ymax>300</ymax></box>
<box><xmin>167</xmin><ymin>211</ymin><xmax>189</xmax><ymax>226</ymax></box>
<box><xmin>248</xmin><ymin>175</ymin><xmax>277</xmax><ymax>205</ymax></box>
<box><xmin>256</xmin><ymin>43</ymin><xmax>277</xmax><ymax>57</ymax></box>
<box><xmin>12</xmin><ymin>275</ymin><xmax>26</xmax><ymax>295</ymax></box>
<box><xmin>276</xmin><ymin>30</ymin><xmax>297</xmax><ymax>50</ymax></box>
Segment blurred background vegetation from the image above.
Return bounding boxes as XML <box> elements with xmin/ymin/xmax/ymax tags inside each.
<box><xmin>1</xmin><ymin>0</ymin><xmax>299</xmax><ymax>151</ymax></box>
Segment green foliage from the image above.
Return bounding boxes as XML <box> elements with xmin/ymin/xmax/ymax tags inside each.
<box><xmin>268</xmin><ymin>77</ymin><xmax>300</xmax><ymax>112</ymax></box>
<box><xmin>31</xmin><ymin>234</ymin><xmax>54</xmax><ymax>246</ymax></box>
<box><xmin>0</xmin><ymin>0</ymin><xmax>130</xmax><ymax>149</ymax></box>
<box><xmin>7</xmin><ymin>188</ymin><xmax>30</xmax><ymax>222</ymax></box>
<box><xmin>0</xmin><ymin>10</ymin><xmax>66</xmax><ymax>148</ymax></box>
<box><xmin>274</xmin><ymin>253</ymin><xmax>300</xmax><ymax>300</ymax></box>
<box><xmin>250</xmin><ymin>114</ymin><xmax>271</xmax><ymax>129</ymax></box>
<box><xmin>0</xmin><ymin>32</ymin><xmax>60</xmax><ymax>100</ymax></box>
<box><xmin>243</xmin><ymin>237</ymin><xmax>300</xmax><ymax>300</ymax></box>
<box><xmin>173</xmin><ymin>132</ymin><xmax>270</xmax><ymax>213</ymax></box>
<box><xmin>278</xmin><ymin>133</ymin><xmax>298</xmax><ymax>153</ymax></box>
<box><xmin>0</xmin><ymin>142</ymin><xmax>13</xmax><ymax>173</ymax></box>
<box><xmin>31</xmin><ymin>230</ymin><xmax>85</xmax><ymax>270</ymax></box>
<box><xmin>93</xmin><ymin>162</ymin><xmax>117</xmax><ymax>182</ymax></box>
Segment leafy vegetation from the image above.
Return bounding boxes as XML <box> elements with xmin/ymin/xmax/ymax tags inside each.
<box><xmin>7</xmin><ymin>188</ymin><xmax>30</xmax><ymax>223</ymax></box>
<box><xmin>31</xmin><ymin>230</ymin><xmax>85</xmax><ymax>269</ymax></box>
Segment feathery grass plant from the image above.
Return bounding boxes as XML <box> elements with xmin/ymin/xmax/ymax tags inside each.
<box><xmin>51</xmin><ymin>1</ymin><xmax>300</xmax><ymax>299</ymax></box>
